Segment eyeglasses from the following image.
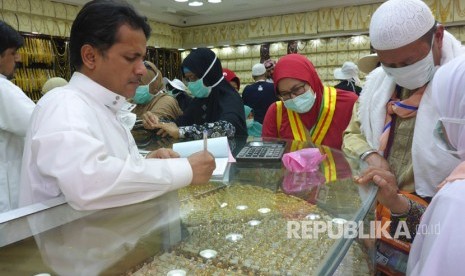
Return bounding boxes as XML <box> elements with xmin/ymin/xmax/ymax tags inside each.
<box><xmin>278</xmin><ymin>83</ymin><xmax>307</xmax><ymax>101</ymax></box>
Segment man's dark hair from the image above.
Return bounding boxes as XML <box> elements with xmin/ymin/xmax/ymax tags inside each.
<box><xmin>0</xmin><ymin>21</ymin><xmax>24</xmax><ymax>56</ymax></box>
<box><xmin>69</xmin><ymin>0</ymin><xmax>151</xmax><ymax>69</ymax></box>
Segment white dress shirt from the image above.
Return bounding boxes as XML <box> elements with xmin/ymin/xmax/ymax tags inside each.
<box><xmin>0</xmin><ymin>74</ymin><xmax>35</xmax><ymax>212</ymax></box>
<box><xmin>19</xmin><ymin>72</ymin><xmax>193</xmax><ymax>210</ymax></box>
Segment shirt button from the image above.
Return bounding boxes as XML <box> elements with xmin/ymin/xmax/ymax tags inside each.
<box><xmin>113</xmin><ymin>101</ymin><xmax>117</xmax><ymax>105</ymax></box>
<box><xmin>116</xmin><ymin>96</ymin><xmax>120</xmax><ymax>100</ymax></box>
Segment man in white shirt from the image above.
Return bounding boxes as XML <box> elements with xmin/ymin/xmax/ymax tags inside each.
<box><xmin>19</xmin><ymin>0</ymin><xmax>215</xmax><ymax>210</ymax></box>
<box><xmin>0</xmin><ymin>21</ymin><xmax>36</xmax><ymax>213</ymax></box>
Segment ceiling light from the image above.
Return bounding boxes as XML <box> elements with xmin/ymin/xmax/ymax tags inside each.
<box><xmin>208</xmin><ymin>0</ymin><xmax>222</xmax><ymax>3</ymax></box>
<box><xmin>189</xmin><ymin>1</ymin><xmax>203</xmax><ymax>6</ymax></box>
<box><xmin>175</xmin><ymin>0</ymin><xmax>188</xmax><ymax>2</ymax></box>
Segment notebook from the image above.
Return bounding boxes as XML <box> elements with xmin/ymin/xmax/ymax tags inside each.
<box><xmin>172</xmin><ymin>136</ymin><xmax>235</xmax><ymax>181</ymax></box>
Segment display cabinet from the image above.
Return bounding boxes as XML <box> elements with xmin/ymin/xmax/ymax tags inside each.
<box><xmin>0</xmin><ymin>138</ymin><xmax>376</xmax><ymax>275</ymax></box>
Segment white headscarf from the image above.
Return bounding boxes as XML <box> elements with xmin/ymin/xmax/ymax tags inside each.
<box><xmin>408</xmin><ymin>54</ymin><xmax>465</xmax><ymax>276</ymax></box>
<box><xmin>432</xmin><ymin>55</ymin><xmax>465</xmax><ymax>159</ymax></box>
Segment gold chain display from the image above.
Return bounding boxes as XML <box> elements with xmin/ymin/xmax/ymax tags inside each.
<box><xmin>13</xmin><ymin>33</ymin><xmax>70</xmax><ymax>102</ymax></box>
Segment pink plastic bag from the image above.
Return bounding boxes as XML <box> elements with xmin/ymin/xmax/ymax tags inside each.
<box><xmin>282</xmin><ymin>148</ymin><xmax>326</xmax><ymax>173</ymax></box>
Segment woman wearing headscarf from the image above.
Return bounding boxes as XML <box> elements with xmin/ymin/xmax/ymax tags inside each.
<box><xmin>142</xmin><ymin>48</ymin><xmax>247</xmax><ymax>140</ymax></box>
<box><xmin>354</xmin><ymin>54</ymin><xmax>465</xmax><ymax>275</ymax></box>
<box><xmin>132</xmin><ymin>61</ymin><xmax>182</xmax><ymax>122</ymax></box>
<box><xmin>262</xmin><ymin>54</ymin><xmax>358</xmax><ymax>149</ymax></box>
<box><xmin>244</xmin><ymin>105</ymin><xmax>262</xmax><ymax>137</ymax></box>
<box><xmin>222</xmin><ymin>68</ymin><xmax>240</xmax><ymax>92</ymax></box>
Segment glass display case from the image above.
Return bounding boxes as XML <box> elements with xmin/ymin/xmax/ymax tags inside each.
<box><xmin>0</xmin><ymin>138</ymin><xmax>377</xmax><ymax>275</ymax></box>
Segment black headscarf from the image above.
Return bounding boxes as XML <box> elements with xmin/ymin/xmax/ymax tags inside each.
<box><xmin>181</xmin><ymin>48</ymin><xmax>223</xmax><ymax>86</ymax></box>
<box><xmin>178</xmin><ymin>48</ymin><xmax>247</xmax><ymax>138</ymax></box>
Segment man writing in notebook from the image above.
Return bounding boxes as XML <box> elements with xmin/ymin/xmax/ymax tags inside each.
<box><xmin>19</xmin><ymin>0</ymin><xmax>215</xmax><ymax>210</ymax></box>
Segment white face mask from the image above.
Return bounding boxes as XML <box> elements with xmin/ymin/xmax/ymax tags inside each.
<box><xmin>433</xmin><ymin>117</ymin><xmax>465</xmax><ymax>159</ymax></box>
<box><xmin>382</xmin><ymin>36</ymin><xmax>437</xmax><ymax>90</ymax></box>
<box><xmin>283</xmin><ymin>90</ymin><xmax>316</xmax><ymax>113</ymax></box>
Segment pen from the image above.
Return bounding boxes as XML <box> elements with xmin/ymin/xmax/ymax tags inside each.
<box><xmin>203</xmin><ymin>130</ymin><xmax>208</xmax><ymax>151</ymax></box>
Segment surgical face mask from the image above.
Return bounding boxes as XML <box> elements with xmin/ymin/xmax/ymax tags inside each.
<box><xmin>283</xmin><ymin>90</ymin><xmax>316</xmax><ymax>113</ymax></box>
<box><xmin>187</xmin><ymin>56</ymin><xmax>224</xmax><ymax>98</ymax></box>
<box><xmin>134</xmin><ymin>72</ymin><xmax>158</xmax><ymax>104</ymax></box>
<box><xmin>246</xmin><ymin>119</ymin><xmax>254</xmax><ymax>128</ymax></box>
<box><xmin>382</xmin><ymin>36</ymin><xmax>436</xmax><ymax>90</ymax></box>
<box><xmin>433</xmin><ymin>118</ymin><xmax>465</xmax><ymax>159</ymax></box>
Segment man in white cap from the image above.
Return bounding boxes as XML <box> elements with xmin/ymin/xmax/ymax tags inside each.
<box><xmin>344</xmin><ymin>0</ymin><xmax>464</xmax><ymax>273</ymax></box>
<box><xmin>333</xmin><ymin>61</ymin><xmax>362</xmax><ymax>95</ymax></box>
<box><xmin>41</xmin><ymin>77</ymin><xmax>68</xmax><ymax>95</ymax></box>
<box><xmin>241</xmin><ymin>63</ymin><xmax>278</xmax><ymax>124</ymax></box>
<box><xmin>345</xmin><ymin>0</ymin><xmax>463</xmax><ymax>197</ymax></box>
<box><xmin>163</xmin><ymin>77</ymin><xmax>192</xmax><ymax>112</ymax></box>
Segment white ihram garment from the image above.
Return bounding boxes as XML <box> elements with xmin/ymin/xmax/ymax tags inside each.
<box><xmin>357</xmin><ymin>31</ymin><xmax>464</xmax><ymax>197</ymax></box>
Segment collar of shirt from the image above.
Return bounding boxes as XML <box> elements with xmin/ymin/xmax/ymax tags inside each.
<box><xmin>69</xmin><ymin>72</ymin><xmax>128</xmax><ymax>114</ymax></box>
<box><xmin>0</xmin><ymin>74</ymin><xmax>7</xmax><ymax>80</ymax></box>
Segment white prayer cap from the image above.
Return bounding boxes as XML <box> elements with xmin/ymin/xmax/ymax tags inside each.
<box><xmin>41</xmin><ymin>77</ymin><xmax>68</xmax><ymax>95</ymax></box>
<box><xmin>369</xmin><ymin>0</ymin><xmax>435</xmax><ymax>50</ymax></box>
<box><xmin>252</xmin><ymin>63</ymin><xmax>266</xmax><ymax>76</ymax></box>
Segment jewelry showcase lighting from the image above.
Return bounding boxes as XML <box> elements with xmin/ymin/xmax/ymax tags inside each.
<box><xmin>188</xmin><ymin>1</ymin><xmax>203</xmax><ymax>6</ymax></box>
<box><xmin>175</xmin><ymin>0</ymin><xmax>222</xmax><ymax>5</ymax></box>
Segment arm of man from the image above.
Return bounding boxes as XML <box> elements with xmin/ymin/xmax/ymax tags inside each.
<box><xmin>342</xmin><ymin>101</ymin><xmax>390</xmax><ymax>171</ymax></box>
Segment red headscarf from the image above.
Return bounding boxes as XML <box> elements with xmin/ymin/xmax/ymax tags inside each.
<box><xmin>222</xmin><ymin>68</ymin><xmax>240</xmax><ymax>90</ymax></box>
<box><xmin>272</xmin><ymin>54</ymin><xmax>324</xmax><ymax>97</ymax></box>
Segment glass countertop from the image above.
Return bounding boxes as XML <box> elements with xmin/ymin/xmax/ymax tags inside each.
<box><xmin>0</xmin><ymin>137</ymin><xmax>376</xmax><ymax>275</ymax></box>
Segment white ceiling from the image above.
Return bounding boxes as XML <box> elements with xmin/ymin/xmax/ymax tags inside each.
<box><xmin>57</xmin><ymin>0</ymin><xmax>382</xmax><ymax>27</ymax></box>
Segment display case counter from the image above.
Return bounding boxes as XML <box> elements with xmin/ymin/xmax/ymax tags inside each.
<box><xmin>0</xmin><ymin>138</ymin><xmax>376</xmax><ymax>275</ymax></box>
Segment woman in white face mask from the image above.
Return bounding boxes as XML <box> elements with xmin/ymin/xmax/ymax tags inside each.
<box><xmin>131</xmin><ymin>61</ymin><xmax>183</xmax><ymax>122</ymax></box>
<box><xmin>141</xmin><ymin>48</ymin><xmax>247</xmax><ymax>141</ymax></box>
<box><xmin>261</xmin><ymin>54</ymin><xmax>358</xmax><ymax>149</ymax></box>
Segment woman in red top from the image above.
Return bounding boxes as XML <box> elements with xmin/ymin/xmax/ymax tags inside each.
<box><xmin>262</xmin><ymin>54</ymin><xmax>357</xmax><ymax>149</ymax></box>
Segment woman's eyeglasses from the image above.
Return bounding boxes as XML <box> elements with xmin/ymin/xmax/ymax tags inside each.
<box><xmin>278</xmin><ymin>83</ymin><xmax>307</xmax><ymax>101</ymax></box>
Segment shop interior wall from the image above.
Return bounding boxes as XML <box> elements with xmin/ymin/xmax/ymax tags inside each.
<box><xmin>180</xmin><ymin>0</ymin><xmax>465</xmax><ymax>90</ymax></box>
<box><xmin>2</xmin><ymin>0</ymin><xmax>465</xmax><ymax>98</ymax></box>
